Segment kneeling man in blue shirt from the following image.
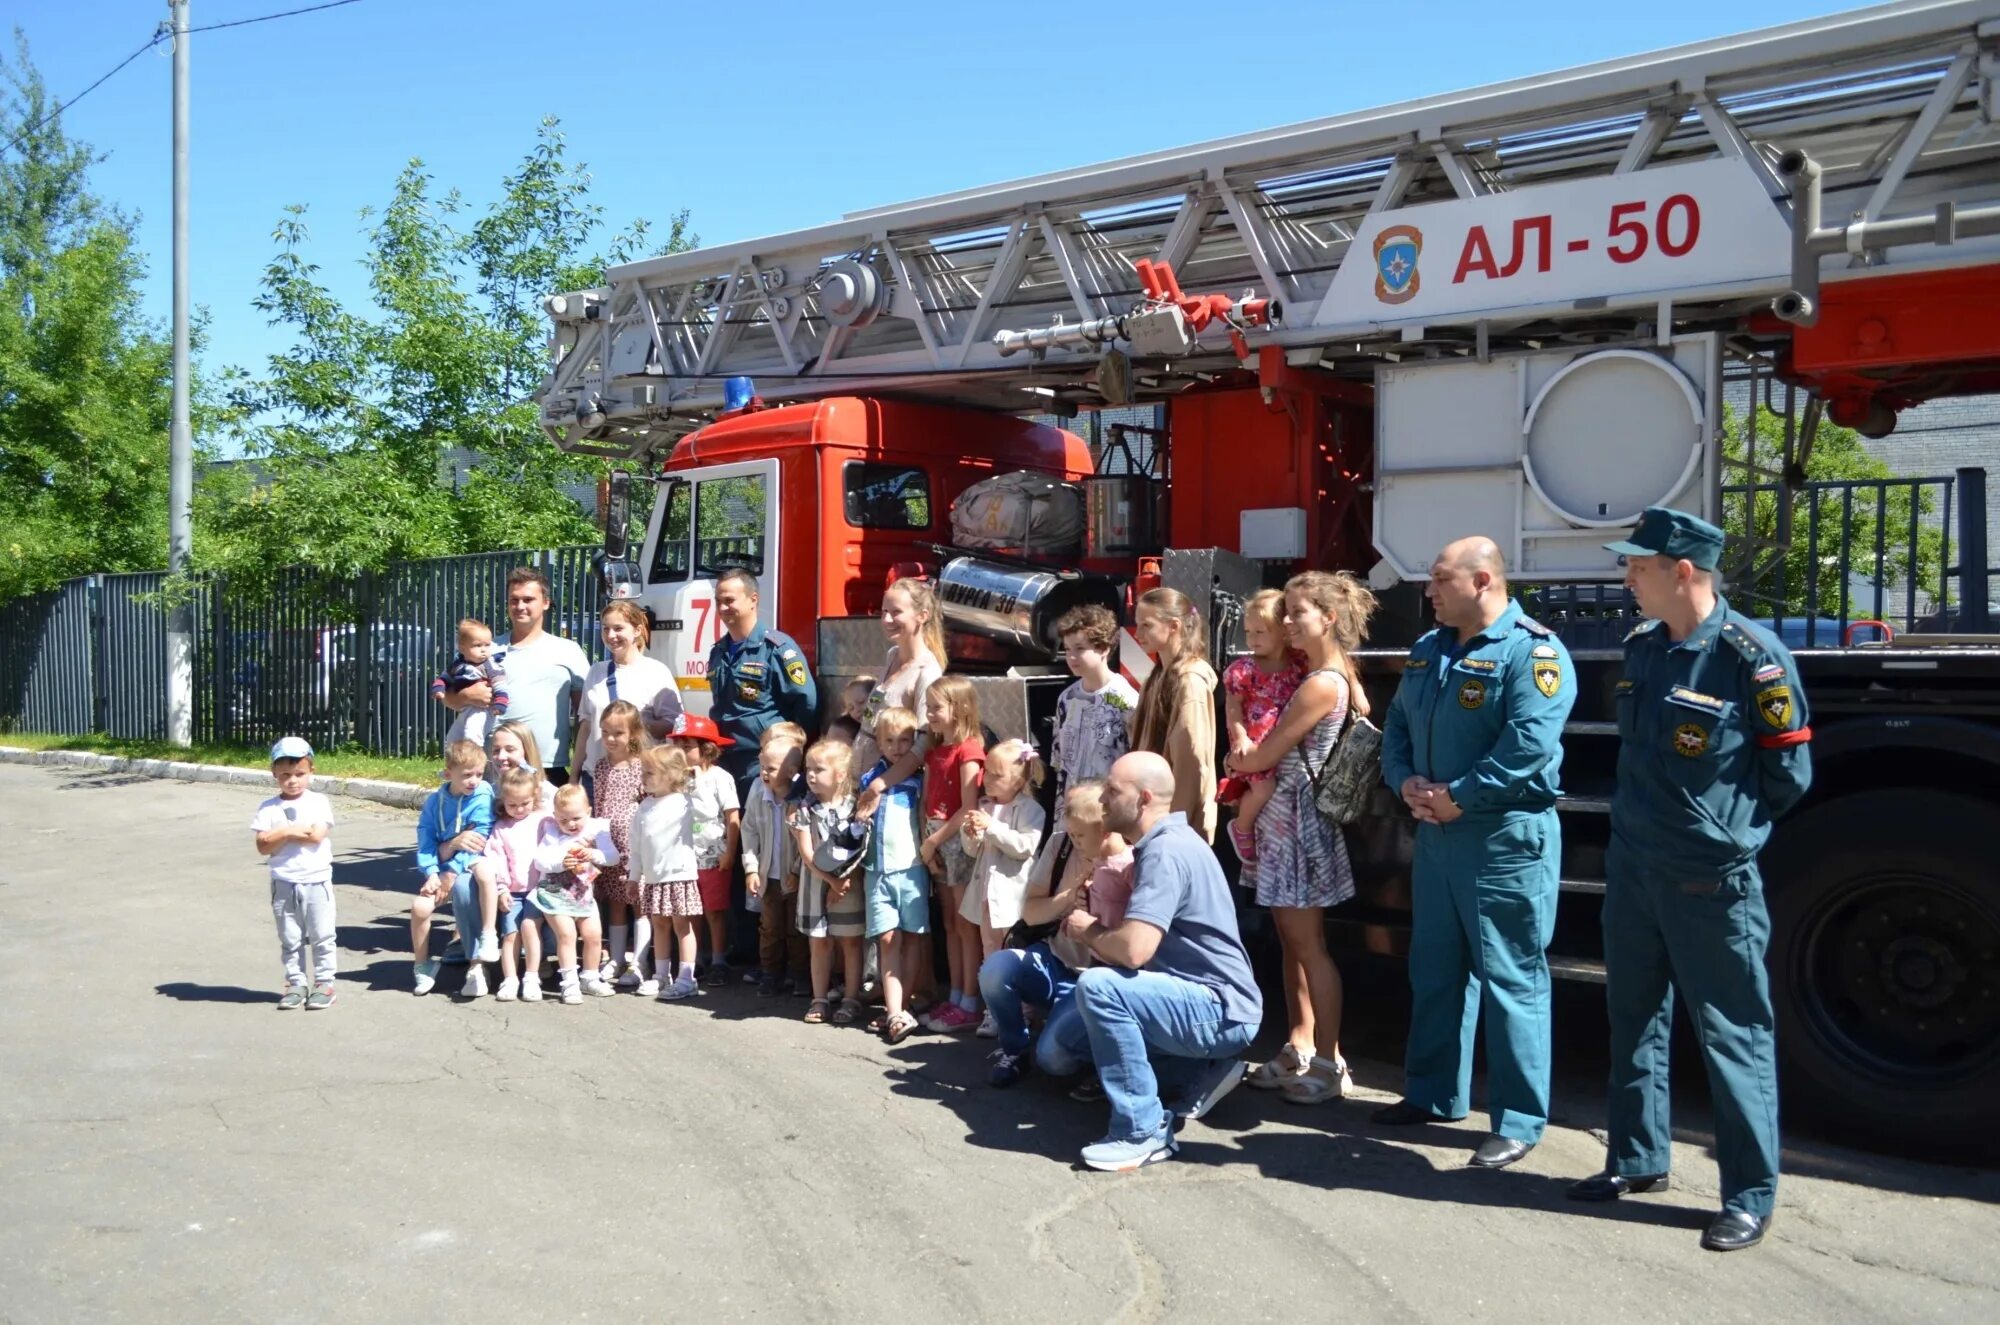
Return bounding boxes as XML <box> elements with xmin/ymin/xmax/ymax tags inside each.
<box><xmin>1061</xmin><ymin>751</ymin><xmax>1264</xmax><ymax>1171</ymax></box>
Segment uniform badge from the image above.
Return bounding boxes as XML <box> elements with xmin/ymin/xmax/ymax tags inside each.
<box><xmin>1673</xmin><ymin>723</ymin><xmax>1710</xmax><ymax>757</ymax></box>
<box><xmin>1753</xmin><ymin>663</ymin><xmax>1785</xmax><ymax>683</ymax></box>
<box><xmin>1530</xmin><ymin>644</ymin><xmax>1559</xmax><ymax>659</ymax></box>
<box><xmin>1457</xmin><ymin>678</ymin><xmax>1486</xmax><ymax>710</ymax></box>
<box><xmin>1756</xmin><ymin>685</ymin><xmax>1793</xmax><ymax>729</ymax></box>
<box><xmin>784</xmin><ymin>657</ymin><xmax>808</xmax><ymax>686</ymax></box>
<box><xmin>1454</xmin><ymin>657</ymin><xmax>1498</xmax><ymax>673</ymax></box>
<box><xmin>1615</xmin><ymin>678</ymin><xmax>1634</xmax><ymax>694</ymax></box>
<box><xmin>737</xmin><ymin>681</ymin><xmax>761</xmax><ymax>703</ymax></box>
<box><xmin>1532</xmin><ymin>660</ymin><xmax>1562</xmax><ymax>698</ymax></box>
<box><xmin>1404</xmin><ymin>657</ymin><xmax>1430</xmax><ymax>671</ymax></box>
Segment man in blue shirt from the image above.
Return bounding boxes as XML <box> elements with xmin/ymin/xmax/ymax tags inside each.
<box><xmin>1568</xmin><ymin>507</ymin><xmax>1812</xmax><ymax>1254</ymax></box>
<box><xmin>1377</xmin><ymin>536</ymin><xmax>1576</xmax><ymax>1170</ymax></box>
<box><xmin>704</xmin><ymin>567</ymin><xmax>818</xmax><ymax>785</ymax></box>
<box><xmin>1063</xmin><ymin>751</ymin><xmax>1264</xmax><ymax>1172</ymax></box>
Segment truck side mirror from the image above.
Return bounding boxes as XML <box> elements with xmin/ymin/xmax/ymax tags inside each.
<box><xmin>604</xmin><ymin>469</ymin><xmax>632</xmax><ymax>560</ymax></box>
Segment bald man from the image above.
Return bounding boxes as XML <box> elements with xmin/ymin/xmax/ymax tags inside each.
<box><xmin>1376</xmin><ymin>537</ymin><xmax>1576</xmax><ymax>1169</ymax></box>
<box><xmin>1060</xmin><ymin>752</ymin><xmax>1264</xmax><ymax>1172</ymax></box>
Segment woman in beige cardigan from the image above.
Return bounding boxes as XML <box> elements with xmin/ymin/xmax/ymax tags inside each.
<box><xmin>1128</xmin><ymin>587</ymin><xmax>1219</xmax><ymax>843</ymax></box>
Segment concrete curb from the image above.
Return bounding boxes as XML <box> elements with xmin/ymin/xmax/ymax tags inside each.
<box><xmin>0</xmin><ymin>746</ymin><xmax>428</xmax><ymax>810</ymax></box>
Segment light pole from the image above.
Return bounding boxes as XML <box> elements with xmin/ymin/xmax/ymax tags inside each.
<box><xmin>166</xmin><ymin>0</ymin><xmax>193</xmax><ymax>746</ymax></box>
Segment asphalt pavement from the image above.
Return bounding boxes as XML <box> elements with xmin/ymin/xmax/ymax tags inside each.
<box><xmin>1</xmin><ymin>761</ymin><xmax>1994</xmax><ymax>1323</ymax></box>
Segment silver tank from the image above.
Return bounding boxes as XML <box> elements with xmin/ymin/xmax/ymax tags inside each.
<box><xmin>936</xmin><ymin>557</ymin><xmax>1124</xmax><ymax>662</ymax></box>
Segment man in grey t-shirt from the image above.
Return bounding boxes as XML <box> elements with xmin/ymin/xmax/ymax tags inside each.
<box><xmin>1061</xmin><ymin>751</ymin><xmax>1264</xmax><ymax>1172</ymax></box>
<box><xmin>440</xmin><ymin>566</ymin><xmax>589</xmax><ymax>783</ymax></box>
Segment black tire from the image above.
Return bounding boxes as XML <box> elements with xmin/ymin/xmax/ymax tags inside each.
<box><xmin>1764</xmin><ymin>788</ymin><xmax>2000</xmax><ymax>1161</ymax></box>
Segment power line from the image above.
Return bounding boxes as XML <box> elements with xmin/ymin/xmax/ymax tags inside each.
<box><xmin>0</xmin><ymin>0</ymin><xmax>367</xmax><ymax>158</ymax></box>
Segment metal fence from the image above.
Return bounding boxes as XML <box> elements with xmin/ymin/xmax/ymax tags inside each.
<box><xmin>2</xmin><ymin>546</ymin><xmax>606</xmax><ymax>757</ymax></box>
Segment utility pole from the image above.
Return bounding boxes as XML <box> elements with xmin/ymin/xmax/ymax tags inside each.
<box><xmin>166</xmin><ymin>0</ymin><xmax>193</xmax><ymax>747</ymax></box>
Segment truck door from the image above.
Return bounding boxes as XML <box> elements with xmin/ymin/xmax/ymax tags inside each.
<box><xmin>639</xmin><ymin>458</ymin><xmax>781</xmax><ymax>717</ymax></box>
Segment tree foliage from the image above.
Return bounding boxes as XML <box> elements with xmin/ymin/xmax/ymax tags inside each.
<box><xmin>195</xmin><ymin>118</ymin><xmax>693</xmax><ymax>596</ymax></box>
<box><xmin>1720</xmin><ymin>402</ymin><xmax>1948</xmax><ymax>624</ymax></box>
<box><xmin>0</xmin><ymin>31</ymin><xmax>173</xmax><ymax>599</ymax></box>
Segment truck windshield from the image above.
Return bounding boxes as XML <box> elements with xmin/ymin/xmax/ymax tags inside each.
<box><xmin>649</xmin><ymin>480</ymin><xmax>692</xmax><ymax>583</ymax></box>
<box><xmin>844</xmin><ymin>462</ymin><xmax>931</xmax><ymax>529</ymax></box>
<box><xmin>694</xmin><ymin>473</ymin><xmax>767</xmax><ymax>576</ymax></box>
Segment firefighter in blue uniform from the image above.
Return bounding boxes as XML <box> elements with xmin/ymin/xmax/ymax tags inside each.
<box><xmin>1377</xmin><ymin>536</ymin><xmax>1576</xmax><ymax>1169</ymax></box>
<box><xmin>704</xmin><ymin>567</ymin><xmax>819</xmax><ymax>785</ymax></box>
<box><xmin>1568</xmin><ymin>508</ymin><xmax>1812</xmax><ymax>1254</ymax></box>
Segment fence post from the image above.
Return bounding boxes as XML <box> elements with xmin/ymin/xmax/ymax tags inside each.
<box><xmin>1957</xmin><ymin>467</ymin><xmax>1990</xmax><ymax>633</ymax></box>
<box><xmin>354</xmin><ymin>571</ymin><xmax>377</xmax><ymax>753</ymax></box>
<box><xmin>87</xmin><ymin>574</ymin><xmax>109</xmax><ymax>735</ymax></box>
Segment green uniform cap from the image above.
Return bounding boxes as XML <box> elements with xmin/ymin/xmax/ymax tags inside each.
<box><xmin>1603</xmin><ymin>506</ymin><xmax>1724</xmax><ymax>571</ymax></box>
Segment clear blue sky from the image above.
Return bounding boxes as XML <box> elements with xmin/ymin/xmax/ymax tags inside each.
<box><xmin>14</xmin><ymin>0</ymin><xmax>1855</xmax><ymax>387</ymax></box>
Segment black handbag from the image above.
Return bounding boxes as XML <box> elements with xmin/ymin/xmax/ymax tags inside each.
<box><xmin>1002</xmin><ymin>833</ymin><xmax>1075</xmax><ymax>949</ymax></box>
<box><xmin>1295</xmin><ymin>671</ymin><xmax>1383</xmax><ymax>827</ymax></box>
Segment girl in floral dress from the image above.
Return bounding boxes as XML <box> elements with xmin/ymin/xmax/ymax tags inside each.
<box><xmin>1220</xmin><ymin>589</ymin><xmax>1306</xmax><ymax>863</ymax></box>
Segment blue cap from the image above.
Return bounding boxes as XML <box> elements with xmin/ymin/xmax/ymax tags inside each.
<box><xmin>1603</xmin><ymin>507</ymin><xmax>1724</xmax><ymax>571</ymax></box>
<box><xmin>270</xmin><ymin>736</ymin><xmax>314</xmax><ymax>762</ymax></box>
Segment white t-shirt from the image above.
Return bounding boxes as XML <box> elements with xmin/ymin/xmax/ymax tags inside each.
<box><xmin>576</xmin><ymin>654</ymin><xmax>683</xmax><ymax>769</ymax></box>
<box><xmin>491</xmin><ymin>631</ymin><xmax>590</xmax><ymax>771</ymax></box>
<box><xmin>688</xmin><ymin>764</ymin><xmax>742</xmax><ymax>869</ymax></box>
<box><xmin>251</xmin><ymin>791</ymin><xmax>336</xmax><ymax>885</ymax></box>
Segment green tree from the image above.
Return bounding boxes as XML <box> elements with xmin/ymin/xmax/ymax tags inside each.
<box><xmin>0</xmin><ymin>31</ymin><xmax>173</xmax><ymax>599</ymax></box>
<box><xmin>197</xmin><ymin>118</ymin><xmax>693</xmax><ymax>595</ymax></box>
<box><xmin>1720</xmin><ymin>402</ymin><xmax>1948</xmax><ymax>624</ymax></box>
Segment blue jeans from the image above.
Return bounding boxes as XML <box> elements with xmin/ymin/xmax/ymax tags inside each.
<box><xmin>1075</xmin><ymin>966</ymin><xmax>1260</xmax><ymax>1142</ymax></box>
<box><xmin>978</xmin><ymin>943</ymin><xmax>1093</xmax><ymax>1074</ymax></box>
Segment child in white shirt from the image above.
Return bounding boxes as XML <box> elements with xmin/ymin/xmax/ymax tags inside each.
<box><xmin>627</xmin><ymin>745</ymin><xmax>703</xmax><ymax>1001</ymax></box>
<box><xmin>959</xmin><ymin>738</ymin><xmax>1050</xmax><ymax>1034</ymax></box>
<box><xmin>530</xmin><ymin>784</ymin><xmax>619</xmax><ymax>1004</ymax></box>
<box><xmin>251</xmin><ymin>736</ymin><xmax>338</xmax><ymax>1010</ymax></box>
<box><xmin>673</xmin><ymin>714</ymin><xmax>742</xmax><ymax>986</ymax></box>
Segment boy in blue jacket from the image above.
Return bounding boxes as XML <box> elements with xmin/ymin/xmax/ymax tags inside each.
<box><xmin>409</xmin><ymin>740</ymin><xmax>496</xmax><ymax>996</ymax></box>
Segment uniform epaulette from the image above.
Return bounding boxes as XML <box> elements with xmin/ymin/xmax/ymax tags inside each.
<box><xmin>1517</xmin><ymin>616</ymin><xmax>1553</xmax><ymax>637</ymax></box>
<box><xmin>1718</xmin><ymin>621</ymin><xmax>1765</xmax><ymax>664</ymax></box>
<box><xmin>1623</xmin><ymin>619</ymin><xmax>1661</xmax><ymax>642</ymax></box>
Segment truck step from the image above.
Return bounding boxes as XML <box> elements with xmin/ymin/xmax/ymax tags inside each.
<box><xmin>1558</xmin><ymin>795</ymin><xmax>1613</xmax><ymax>814</ymax></box>
<box><xmin>1559</xmin><ymin>877</ymin><xmax>1606</xmax><ymax>894</ymax></box>
<box><xmin>1564</xmin><ymin>720</ymin><xmax>1618</xmax><ymax>736</ymax></box>
<box><xmin>1549</xmin><ymin>955</ymin><xmax>1608</xmax><ymax>984</ymax></box>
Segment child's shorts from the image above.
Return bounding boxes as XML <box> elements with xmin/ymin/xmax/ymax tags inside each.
<box><xmin>696</xmin><ymin>866</ymin><xmax>731</xmax><ymax>913</ymax></box>
<box><xmin>865</xmin><ymin>867</ymin><xmax>930</xmax><ymax>939</ymax></box>
<box><xmin>498</xmin><ymin>892</ymin><xmax>529</xmax><ymax>936</ymax></box>
<box><xmin>924</xmin><ymin>817</ymin><xmax>976</xmax><ymax>890</ymax></box>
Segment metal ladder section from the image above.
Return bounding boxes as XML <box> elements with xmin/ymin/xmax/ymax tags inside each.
<box><xmin>541</xmin><ymin>1</ymin><xmax>2000</xmax><ymax>451</ymax></box>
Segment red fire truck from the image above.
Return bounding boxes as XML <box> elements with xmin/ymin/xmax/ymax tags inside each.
<box><xmin>540</xmin><ymin>2</ymin><xmax>2000</xmax><ymax>1155</ymax></box>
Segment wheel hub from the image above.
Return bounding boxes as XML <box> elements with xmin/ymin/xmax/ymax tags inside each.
<box><xmin>1879</xmin><ymin>935</ymin><xmax>1964</xmax><ymax>1010</ymax></box>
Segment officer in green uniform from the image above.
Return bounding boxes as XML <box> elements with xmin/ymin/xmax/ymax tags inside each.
<box><xmin>1377</xmin><ymin>536</ymin><xmax>1576</xmax><ymax>1169</ymax></box>
<box><xmin>1568</xmin><ymin>507</ymin><xmax>1812</xmax><ymax>1253</ymax></box>
<box><xmin>704</xmin><ymin>567</ymin><xmax>819</xmax><ymax>785</ymax></box>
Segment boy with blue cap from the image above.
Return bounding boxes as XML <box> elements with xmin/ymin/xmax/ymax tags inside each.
<box><xmin>1570</xmin><ymin>506</ymin><xmax>1813</xmax><ymax>1253</ymax></box>
<box><xmin>252</xmin><ymin>737</ymin><xmax>338</xmax><ymax>1010</ymax></box>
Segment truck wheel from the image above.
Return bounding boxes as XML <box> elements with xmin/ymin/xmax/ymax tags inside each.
<box><xmin>1764</xmin><ymin>789</ymin><xmax>2000</xmax><ymax>1160</ymax></box>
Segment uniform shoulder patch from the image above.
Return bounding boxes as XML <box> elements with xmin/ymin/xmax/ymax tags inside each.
<box><xmin>1753</xmin><ymin>662</ymin><xmax>1785</xmax><ymax>683</ymax></box>
<box><xmin>1530</xmin><ymin>643</ymin><xmax>1559</xmax><ymax>659</ymax></box>
<box><xmin>784</xmin><ymin>657</ymin><xmax>809</xmax><ymax>686</ymax></box>
<box><xmin>1755</xmin><ymin>684</ymin><xmax>1794</xmax><ymax>729</ymax></box>
<box><xmin>1624</xmin><ymin>619</ymin><xmax>1661</xmax><ymax>642</ymax></box>
<box><xmin>1531</xmin><ymin>657</ymin><xmax>1563</xmax><ymax>698</ymax></box>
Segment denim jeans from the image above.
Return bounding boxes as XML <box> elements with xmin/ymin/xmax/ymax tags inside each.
<box><xmin>1075</xmin><ymin>966</ymin><xmax>1260</xmax><ymax>1142</ymax></box>
<box><xmin>978</xmin><ymin>943</ymin><xmax>1094</xmax><ymax>1074</ymax></box>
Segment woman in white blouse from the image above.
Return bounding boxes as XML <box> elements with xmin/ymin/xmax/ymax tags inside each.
<box><xmin>574</xmin><ymin>600</ymin><xmax>683</xmax><ymax>775</ymax></box>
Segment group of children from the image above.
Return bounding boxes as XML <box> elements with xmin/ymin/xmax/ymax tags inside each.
<box><xmin>256</xmin><ymin>588</ymin><xmax>1292</xmax><ymax>1080</ymax></box>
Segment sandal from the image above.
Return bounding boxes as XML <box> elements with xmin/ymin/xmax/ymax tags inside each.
<box><xmin>1246</xmin><ymin>1041</ymin><xmax>1310</xmax><ymax>1090</ymax></box>
<box><xmin>803</xmin><ymin>998</ymin><xmax>829</xmax><ymax>1024</ymax></box>
<box><xmin>865</xmin><ymin>1011</ymin><xmax>890</xmax><ymax>1034</ymax></box>
<box><xmin>830</xmin><ymin>997</ymin><xmax>863</xmax><ymax>1027</ymax></box>
<box><xmin>884</xmin><ymin>1011</ymin><xmax>919</xmax><ymax>1044</ymax></box>
<box><xmin>1278</xmin><ymin>1056</ymin><xmax>1353</xmax><ymax>1105</ymax></box>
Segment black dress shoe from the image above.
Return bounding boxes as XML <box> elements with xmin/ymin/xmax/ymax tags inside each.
<box><xmin>1371</xmin><ymin>1099</ymin><xmax>1464</xmax><ymax>1126</ymax></box>
<box><xmin>1701</xmin><ymin>1210</ymin><xmax>1771</xmax><ymax>1252</ymax></box>
<box><xmin>1567</xmin><ymin>1170</ymin><xmax>1671</xmax><ymax>1202</ymax></box>
<box><xmin>1468</xmin><ymin>1135</ymin><xmax>1533</xmax><ymax>1169</ymax></box>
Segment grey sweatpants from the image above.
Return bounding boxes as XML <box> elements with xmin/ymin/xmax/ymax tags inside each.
<box><xmin>272</xmin><ymin>878</ymin><xmax>338</xmax><ymax>988</ymax></box>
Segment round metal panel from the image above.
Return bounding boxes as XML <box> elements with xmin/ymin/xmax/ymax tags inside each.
<box><xmin>1521</xmin><ymin>349</ymin><xmax>1702</xmax><ymax>527</ymax></box>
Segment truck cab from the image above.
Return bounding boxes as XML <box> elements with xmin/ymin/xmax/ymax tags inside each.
<box><xmin>635</xmin><ymin>396</ymin><xmax>1094</xmax><ymax>712</ymax></box>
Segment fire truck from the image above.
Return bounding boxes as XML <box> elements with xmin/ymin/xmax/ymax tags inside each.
<box><xmin>538</xmin><ymin>1</ymin><xmax>2000</xmax><ymax>1156</ymax></box>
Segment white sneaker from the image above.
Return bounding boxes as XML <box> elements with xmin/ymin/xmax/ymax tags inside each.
<box><xmin>636</xmin><ymin>978</ymin><xmax>661</xmax><ymax>998</ymax></box>
<box><xmin>476</xmin><ymin>931</ymin><xmax>500</xmax><ymax>963</ymax></box>
<box><xmin>976</xmin><ymin>1010</ymin><xmax>999</xmax><ymax>1038</ymax></box>
<box><xmin>520</xmin><ymin>973</ymin><xmax>543</xmax><ymax>1002</ymax></box>
<box><xmin>559</xmin><ymin>975</ymin><xmax>582</xmax><ymax>1005</ymax></box>
<box><xmin>464</xmin><ymin>965</ymin><xmax>489</xmax><ymax>999</ymax></box>
<box><xmin>495</xmin><ymin>976</ymin><xmax>519</xmax><ymax>1002</ymax></box>
<box><xmin>615</xmin><ymin>965</ymin><xmax>643</xmax><ymax>990</ymax></box>
<box><xmin>581</xmin><ymin>974</ymin><xmax>615</xmax><ymax>999</ymax></box>
<box><xmin>660</xmin><ymin>975</ymin><xmax>698</xmax><ymax>1001</ymax></box>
